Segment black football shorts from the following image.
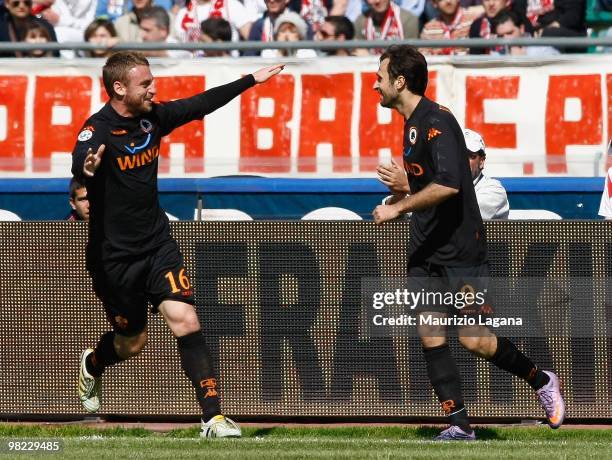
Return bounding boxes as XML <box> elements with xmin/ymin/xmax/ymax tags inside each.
<box><xmin>87</xmin><ymin>239</ymin><xmax>195</xmax><ymax>335</ymax></box>
<box><xmin>406</xmin><ymin>261</ymin><xmax>492</xmax><ymax>315</ymax></box>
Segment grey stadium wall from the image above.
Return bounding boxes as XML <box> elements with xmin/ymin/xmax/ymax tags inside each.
<box><xmin>0</xmin><ymin>221</ymin><xmax>610</xmax><ymax>419</ymax></box>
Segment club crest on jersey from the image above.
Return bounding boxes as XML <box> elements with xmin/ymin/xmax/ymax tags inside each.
<box><xmin>77</xmin><ymin>126</ymin><xmax>94</xmax><ymax>142</ymax></box>
<box><xmin>408</xmin><ymin>127</ymin><xmax>418</xmax><ymax>145</ymax></box>
<box><xmin>140</xmin><ymin>119</ymin><xmax>153</xmax><ymax>133</ymax></box>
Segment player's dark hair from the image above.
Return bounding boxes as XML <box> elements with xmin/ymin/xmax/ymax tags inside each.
<box><xmin>139</xmin><ymin>6</ymin><xmax>170</xmax><ymax>31</ymax></box>
<box><xmin>84</xmin><ymin>18</ymin><xmax>117</xmax><ymax>42</ymax></box>
<box><xmin>69</xmin><ymin>177</ymin><xmax>86</xmax><ymax>200</ymax></box>
<box><xmin>102</xmin><ymin>51</ymin><xmax>150</xmax><ymax>99</ymax></box>
<box><xmin>324</xmin><ymin>15</ymin><xmax>354</xmax><ymax>40</ymax></box>
<box><xmin>380</xmin><ymin>45</ymin><xmax>428</xmax><ymax>96</ymax></box>
<box><xmin>493</xmin><ymin>9</ymin><xmax>523</xmax><ymax>31</ymax></box>
<box><xmin>200</xmin><ymin>17</ymin><xmax>232</xmax><ymax>42</ymax></box>
<box><xmin>24</xmin><ymin>19</ymin><xmax>51</xmax><ymax>41</ymax></box>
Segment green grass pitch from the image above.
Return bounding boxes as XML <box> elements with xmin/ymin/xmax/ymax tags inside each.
<box><xmin>0</xmin><ymin>425</ymin><xmax>610</xmax><ymax>459</ymax></box>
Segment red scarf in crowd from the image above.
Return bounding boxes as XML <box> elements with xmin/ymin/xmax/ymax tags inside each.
<box><xmin>479</xmin><ymin>16</ymin><xmax>491</xmax><ymax>39</ymax></box>
<box><xmin>301</xmin><ymin>0</ymin><xmax>328</xmax><ymax>31</ymax></box>
<box><xmin>181</xmin><ymin>0</ymin><xmax>229</xmax><ymax>42</ymax></box>
<box><xmin>526</xmin><ymin>0</ymin><xmax>555</xmax><ymax>26</ymax></box>
<box><xmin>261</xmin><ymin>15</ymin><xmax>274</xmax><ymax>42</ymax></box>
<box><xmin>365</xmin><ymin>2</ymin><xmax>404</xmax><ymax>41</ymax></box>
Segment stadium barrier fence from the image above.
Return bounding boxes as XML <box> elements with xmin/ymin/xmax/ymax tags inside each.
<box><xmin>0</xmin><ymin>220</ymin><xmax>610</xmax><ymax>420</ymax></box>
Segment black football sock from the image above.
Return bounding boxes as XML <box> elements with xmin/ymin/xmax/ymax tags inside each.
<box><xmin>488</xmin><ymin>337</ymin><xmax>550</xmax><ymax>390</ymax></box>
<box><xmin>86</xmin><ymin>331</ymin><xmax>124</xmax><ymax>377</ymax></box>
<box><xmin>176</xmin><ymin>331</ymin><xmax>221</xmax><ymax>422</ymax></box>
<box><xmin>423</xmin><ymin>344</ymin><xmax>471</xmax><ymax>432</ymax></box>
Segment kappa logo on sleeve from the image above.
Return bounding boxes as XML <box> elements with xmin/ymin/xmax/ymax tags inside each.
<box><xmin>427</xmin><ymin>127</ymin><xmax>442</xmax><ymax>141</ymax></box>
<box><xmin>77</xmin><ymin>125</ymin><xmax>95</xmax><ymax>142</ymax></box>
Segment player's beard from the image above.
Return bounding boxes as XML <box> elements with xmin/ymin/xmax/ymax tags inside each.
<box><xmin>125</xmin><ymin>93</ymin><xmax>153</xmax><ymax>115</ymax></box>
<box><xmin>378</xmin><ymin>89</ymin><xmax>396</xmax><ymax>109</ymax></box>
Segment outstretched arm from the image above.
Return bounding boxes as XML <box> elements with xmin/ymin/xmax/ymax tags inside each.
<box><xmin>158</xmin><ymin>65</ymin><xmax>285</xmax><ymax>135</ymax></box>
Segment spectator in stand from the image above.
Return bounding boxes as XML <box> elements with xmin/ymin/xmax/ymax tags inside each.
<box><xmin>83</xmin><ymin>18</ymin><xmax>119</xmax><ymax>57</ymax></box>
<box><xmin>95</xmin><ymin>0</ymin><xmax>128</xmax><ymax>22</ymax></box>
<box><xmin>345</xmin><ymin>0</ymin><xmax>430</xmax><ymax>23</ymax></box>
<box><xmin>174</xmin><ymin>0</ymin><xmax>254</xmax><ymax>45</ymax></box>
<box><xmin>246</xmin><ymin>0</ymin><xmax>297</xmax><ymax>56</ymax></box>
<box><xmin>96</xmin><ymin>0</ymin><xmax>176</xmax><ymax>23</ymax></box>
<box><xmin>243</xmin><ymin>0</ymin><xmax>267</xmax><ymax>21</ymax></box>
<box><xmin>420</xmin><ymin>0</ymin><xmax>480</xmax><ymax>55</ymax></box>
<box><xmin>421</xmin><ymin>0</ymin><xmax>483</xmax><ymax>25</ymax></box>
<box><xmin>199</xmin><ymin>17</ymin><xmax>233</xmax><ymax>56</ymax></box>
<box><xmin>468</xmin><ymin>0</ymin><xmax>533</xmax><ymax>54</ymax></box>
<box><xmin>463</xmin><ymin>128</ymin><xmax>509</xmax><ymax>219</ymax></box>
<box><xmin>261</xmin><ymin>10</ymin><xmax>317</xmax><ymax>57</ymax></box>
<box><xmin>353</xmin><ymin>0</ymin><xmax>419</xmax><ymax>55</ymax></box>
<box><xmin>115</xmin><ymin>0</ymin><xmax>153</xmax><ymax>43</ymax></box>
<box><xmin>0</xmin><ymin>0</ymin><xmax>58</xmax><ymax>57</ymax></box>
<box><xmin>38</xmin><ymin>0</ymin><xmax>96</xmax><ymax>57</ymax></box>
<box><xmin>527</xmin><ymin>0</ymin><xmax>586</xmax><ymax>40</ymax></box>
<box><xmin>66</xmin><ymin>178</ymin><xmax>90</xmax><ymax>222</ymax></box>
<box><xmin>140</xmin><ymin>6</ymin><xmax>191</xmax><ymax>57</ymax></box>
<box><xmin>298</xmin><ymin>0</ymin><xmax>330</xmax><ymax>32</ymax></box>
<box><xmin>23</xmin><ymin>19</ymin><xmax>54</xmax><ymax>56</ymax></box>
<box><xmin>315</xmin><ymin>15</ymin><xmax>355</xmax><ymax>55</ymax></box>
<box><xmin>494</xmin><ymin>9</ymin><xmax>560</xmax><ymax>55</ymax></box>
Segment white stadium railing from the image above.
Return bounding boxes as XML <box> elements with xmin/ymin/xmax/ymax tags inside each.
<box><xmin>0</xmin><ymin>36</ymin><xmax>611</xmax><ymax>53</ymax></box>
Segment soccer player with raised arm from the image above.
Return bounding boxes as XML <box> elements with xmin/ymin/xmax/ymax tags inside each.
<box><xmin>371</xmin><ymin>45</ymin><xmax>565</xmax><ymax>441</ymax></box>
<box><xmin>72</xmin><ymin>51</ymin><xmax>283</xmax><ymax>438</ymax></box>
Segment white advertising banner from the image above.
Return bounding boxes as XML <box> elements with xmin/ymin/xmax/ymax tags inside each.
<box><xmin>0</xmin><ymin>55</ymin><xmax>610</xmax><ymax>178</ymax></box>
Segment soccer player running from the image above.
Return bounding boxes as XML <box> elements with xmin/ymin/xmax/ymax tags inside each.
<box><xmin>72</xmin><ymin>51</ymin><xmax>283</xmax><ymax>438</ymax></box>
<box><xmin>371</xmin><ymin>45</ymin><xmax>565</xmax><ymax>441</ymax></box>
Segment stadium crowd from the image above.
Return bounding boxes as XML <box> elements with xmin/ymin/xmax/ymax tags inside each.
<box><xmin>0</xmin><ymin>0</ymin><xmax>602</xmax><ymax>57</ymax></box>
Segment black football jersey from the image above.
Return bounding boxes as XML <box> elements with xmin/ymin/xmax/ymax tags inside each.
<box><xmin>402</xmin><ymin>97</ymin><xmax>487</xmax><ymax>267</ymax></box>
<box><xmin>72</xmin><ymin>75</ymin><xmax>255</xmax><ymax>261</ymax></box>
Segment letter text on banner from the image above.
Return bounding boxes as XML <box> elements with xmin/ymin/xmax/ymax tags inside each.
<box><xmin>195</xmin><ymin>242</ymin><xmax>248</xmax><ymax>370</ymax></box>
<box><xmin>359</xmin><ymin>72</ymin><xmax>404</xmax><ymax>171</ymax></box>
<box><xmin>156</xmin><ymin>76</ymin><xmax>206</xmax><ymax>173</ymax></box>
<box><xmin>358</xmin><ymin>71</ymin><xmax>437</xmax><ymax>171</ymax></box>
<box><xmin>33</xmin><ymin>76</ymin><xmax>92</xmax><ymax>172</ymax></box>
<box><xmin>545</xmin><ymin>74</ymin><xmax>602</xmax><ymax>174</ymax></box>
<box><xmin>465</xmin><ymin>76</ymin><xmax>519</xmax><ymax>150</ymax></box>
<box><xmin>0</xmin><ymin>76</ymin><xmax>27</xmax><ymax>171</ymax></box>
<box><xmin>299</xmin><ymin>74</ymin><xmax>353</xmax><ymax>173</ymax></box>
<box><xmin>259</xmin><ymin>243</ymin><xmax>325</xmax><ymax>401</ymax></box>
<box><xmin>240</xmin><ymin>75</ymin><xmax>294</xmax><ymax>173</ymax></box>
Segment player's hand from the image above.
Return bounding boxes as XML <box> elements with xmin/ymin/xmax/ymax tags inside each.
<box><xmin>252</xmin><ymin>64</ymin><xmax>285</xmax><ymax>84</ymax></box>
<box><xmin>377</xmin><ymin>158</ymin><xmax>410</xmax><ymax>194</ymax></box>
<box><xmin>83</xmin><ymin>144</ymin><xmax>105</xmax><ymax>177</ymax></box>
<box><xmin>372</xmin><ymin>204</ymin><xmax>400</xmax><ymax>225</ymax></box>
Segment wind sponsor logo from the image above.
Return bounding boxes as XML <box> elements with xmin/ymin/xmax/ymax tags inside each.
<box><xmin>116</xmin><ymin>144</ymin><xmax>160</xmax><ymax>171</ymax></box>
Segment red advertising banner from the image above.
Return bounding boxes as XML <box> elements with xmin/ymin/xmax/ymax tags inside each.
<box><xmin>0</xmin><ymin>57</ymin><xmax>609</xmax><ymax>177</ymax></box>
